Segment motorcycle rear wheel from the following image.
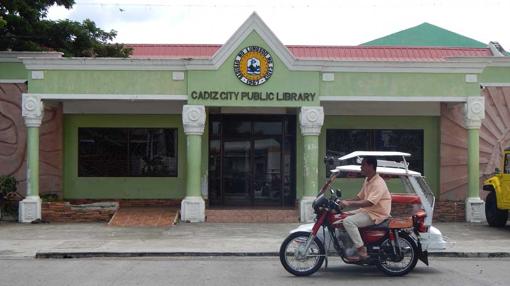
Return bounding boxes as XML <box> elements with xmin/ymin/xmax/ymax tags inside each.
<box><xmin>376</xmin><ymin>233</ymin><xmax>419</xmax><ymax>276</ymax></box>
<box><xmin>279</xmin><ymin>231</ymin><xmax>325</xmax><ymax>276</ymax></box>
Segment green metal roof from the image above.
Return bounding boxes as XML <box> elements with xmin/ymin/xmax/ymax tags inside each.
<box><xmin>362</xmin><ymin>23</ymin><xmax>487</xmax><ymax>48</ymax></box>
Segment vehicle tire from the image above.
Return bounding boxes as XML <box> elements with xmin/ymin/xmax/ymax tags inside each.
<box><xmin>376</xmin><ymin>233</ymin><xmax>419</xmax><ymax>277</ymax></box>
<box><xmin>485</xmin><ymin>192</ymin><xmax>509</xmax><ymax>227</ymax></box>
<box><xmin>279</xmin><ymin>231</ymin><xmax>325</xmax><ymax>276</ymax></box>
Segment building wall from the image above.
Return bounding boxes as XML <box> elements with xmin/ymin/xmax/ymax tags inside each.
<box><xmin>480</xmin><ymin>87</ymin><xmax>510</xmax><ymax>175</ymax></box>
<box><xmin>28</xmin><ymin>70</ymin><xmax>187</xmax><ymax>95</ymax></box>
<box><xmin>480</xmin><ymin>67</ymin><xmax>510</xmax><ymax>83</ymax></box>
<box><xmin>0</xmin><ymin>83</ymin><xmax>63</xmax><ymax>197</ymax></box>
<box><xmin>188</xmin><ymin>31</ymin><xmax>320</xmax><ymax>107</ymax></box>
<box><xmin>63</xmin><ymin>114</ymin><xmax>186</xmax><ymax>199</ymax></box>
<box><xmin>440</xmin><ymin>87</ymin><xmax>510</xmax><ymax>201</ymax></box>
<box><xmin>320</xmin><ymin>72</ymin><xmax>479</xmax><ymax>98</ymax></box>
<box><xmin>0</xmin><ymin>62</ymin><xmax>26</xmax><ymax>79</ymax></box>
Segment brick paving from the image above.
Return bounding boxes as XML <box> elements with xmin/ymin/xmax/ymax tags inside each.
<box><xmin>108</xmin><ymin>207</ymin><xmax>178</xmax><ymax>227</ymax></box>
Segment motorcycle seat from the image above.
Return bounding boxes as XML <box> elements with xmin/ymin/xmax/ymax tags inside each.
<box><xmin>360</xmin><ymin>219</ymin><xmax>389</xmax><ymax>230</ymax></box>
<box><xmin>388</xmin><ymin>216</ymin><xmax>414</xmax><ymax>228</ymax></box>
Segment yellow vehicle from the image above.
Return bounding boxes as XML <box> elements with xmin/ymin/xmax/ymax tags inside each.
<box><xmin>483</xmin><ymin>148</ymin><xmax>510</xmax><ymax>227</ymax></box>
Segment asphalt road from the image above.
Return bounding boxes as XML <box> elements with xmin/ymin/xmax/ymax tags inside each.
<box><xmin>0</xmin><ymin>257</ymin><xmax>508</xmax><ymax>286</ymax></box>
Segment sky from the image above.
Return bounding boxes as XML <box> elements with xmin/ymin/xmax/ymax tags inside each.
<box><xmin>47</xmin><ymin>0</ymin><xmax>510</xmax><ymax>49</ymax></box>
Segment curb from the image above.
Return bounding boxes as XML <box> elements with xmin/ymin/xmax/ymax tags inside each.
<box><xmin>35</xmin><ymin>252</ymin><xmax>279</xmax><ymax>259</ymax></box>
<box><xmin>35</xmin><ymin>251</ymin><xmax>510</xmax><ymax>259</ymax></box>
<box><xmin>428</xmin><ymin>252</ymin><xmax>510</xmax><ymax>258</ymax></box>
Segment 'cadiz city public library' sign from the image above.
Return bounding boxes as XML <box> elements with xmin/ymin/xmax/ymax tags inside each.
<box><xmin>190</xmin><ymin>90</ymin><xmax>317</xmax><ymax>102</ymax></box>
<box><xmin>189</xmin><ymin>46</ymin><xmax>318</xmax><ymax>106</ymax></box>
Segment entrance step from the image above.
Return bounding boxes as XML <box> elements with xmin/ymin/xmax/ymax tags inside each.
<box><xmin>206</xmin><ymin>209</ymin><xmax>299</xmax><ymax>223</ymax></box>
<box><xmin>108</xmin><ymin>207</ymin><xmax>179</xmax><ymax>227</ymax></box>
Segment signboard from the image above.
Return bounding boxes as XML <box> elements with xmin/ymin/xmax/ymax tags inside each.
<box><xmin>190</xmin><ymin>90</ymin><xmax>316</xmax><ymax>102</ymax></box>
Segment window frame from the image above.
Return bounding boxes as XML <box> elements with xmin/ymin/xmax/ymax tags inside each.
<box><xmin>325</xmin><ymin>128</ymin><xmax>424</xmax><ymax>177</ymax></box>
<box><xmin>78</xmin><ymin>127</ymin><xmax>178</xmax><ymax>178</ymax></box>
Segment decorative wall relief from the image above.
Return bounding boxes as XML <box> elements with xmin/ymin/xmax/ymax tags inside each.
<box><xmin>440</xmin><ymin>87</ymin><xmax>510</xmax><ymax>200</ymax></box>
<box><xmin>0</xmin><ymin>83</ymin><xmax>62</xmax><ymax>197</ymax></box>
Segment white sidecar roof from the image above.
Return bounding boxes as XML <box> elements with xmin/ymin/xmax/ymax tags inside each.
<box><xmin>331</xmin><ymin>165</ymin><xmax>421</xmax><ymax>176</ymax></box>
<box><xmin>339</xmin><ymin>151</ymin><xmax>411</xmax><ymax>161</ymax></box>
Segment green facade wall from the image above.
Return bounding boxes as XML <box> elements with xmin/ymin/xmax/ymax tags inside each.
<box><xmin>320</xmin><ymin>72</ymin><xmax>480</xmax><ymax>98</ymax></box>
<box><xmin>189</xmin><ymin>31</ymin><xmax>320</xmax><ymax>107</ymax></box>
<box><xmin>480</xmin><ymin>67</ymin><xmax>510</xmax><ymax>83</ymax></box>
<box><xmin>0</xmin><ymin>62</ymin><xmax>27</xmax><ymax>79</ymax></box>
<box><xmin>63</xmin><ymin>114</ymin><xmax>187</xmax><ymax>199</ymax></box>
<box><xmin>29</xmin><ymin>70</ymin><xmax>187</xmax><ymax>95</ymax></box>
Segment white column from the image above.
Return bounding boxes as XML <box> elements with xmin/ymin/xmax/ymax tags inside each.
<box><xmin>464</xmin><ymin>96</ymin><xmax>486</xmax><ymax>223</ymax></box>
<box><xmin>181</xmin><ymin>105</ymin><xmax>206</xmax><ymax>222</ymax></box>
<box><xmin>19</xmin><ymin>93</ymin><xmax>44</xmax><ymax>223</ymax></box>
<box><xmin>299</xmin><ymin>106</ymin><xmax>324</xmax><ymax>222</ymax></box>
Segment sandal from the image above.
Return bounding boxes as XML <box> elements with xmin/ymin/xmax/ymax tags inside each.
<box><xmin>344</xmin><ymin>256</ymin><xmax>364</xmax><ymax>263</ymax></box>
<box><xmin>344</xmin><ymin>246</ymin><xmax>369</xmax><ymax>262</ymax></box>
<box><xmin>358</xmin><ymin>246</ymin><xmax>368</xmax><ymax>254</ymax></box>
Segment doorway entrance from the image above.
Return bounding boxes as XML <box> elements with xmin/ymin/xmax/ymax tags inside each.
<box><xmin>208</xmin><ymin>114</ymin><xmax>296</xmax><ymax>207</ymax></box>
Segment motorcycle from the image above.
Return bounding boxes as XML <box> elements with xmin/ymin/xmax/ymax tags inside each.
<box><xmin>279</xmin><ymin>151</ymin><xmax>449</xmax><ymax>277</ymax></box>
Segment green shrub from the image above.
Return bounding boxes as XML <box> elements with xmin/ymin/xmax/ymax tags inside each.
<box><xmin>0</xmin><ymin>176</ymin><xmax>18</xmax><ymax>219</ymax></box>
<box><xmin>0</xmin><ymin>176</ymin><xmax>17</xmax><ymax>195</ymax></box>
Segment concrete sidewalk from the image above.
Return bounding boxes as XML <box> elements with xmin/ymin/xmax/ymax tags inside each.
<box><xmin>0</xmin><ymin>222</ymin><xmax>509</xmax><ymax>258</ymax></box>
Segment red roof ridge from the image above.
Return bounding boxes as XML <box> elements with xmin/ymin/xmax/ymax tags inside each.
<box><xmin>127</xmin><ymin>43</ymin><xmax>222</xmax><ymax>47</ymax></box>
<box><xmin>127</xmin><ymin>43</ymin><xmax>488</xmax><ymax>50</ymax></box>
<box><xmin>127</xmin><ymin>43</ymin><xmax>492</xmax><ymax>61</ymax></box>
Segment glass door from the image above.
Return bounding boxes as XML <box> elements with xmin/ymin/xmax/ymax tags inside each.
<box><xmin>222</xmin><ymin>139</ymin><xmax>251</xmax><ymax>205</ymax></box>
<box><xmin>208</xmin><ymin>115</ymin><xmax>295</xmax><ymax>207</ymax></box>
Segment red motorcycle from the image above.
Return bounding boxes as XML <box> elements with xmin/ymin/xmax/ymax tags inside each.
<box><xmin>279</xmin><ymin>152</ymin><xmax>438</xmax><ymax>277</ymax></box>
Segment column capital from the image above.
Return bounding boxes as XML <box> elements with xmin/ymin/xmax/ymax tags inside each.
<box><xmin>182</xmin><ymin>105</ymin><xmax>206</xmax><ymax>135</ymax></box>
<box><xmin>22</xmin><ymin>93</ymin><xmax>44</xmax><ymax>127</ymax></box>
<box><xmin>464</xmin><ymin>96</ymin><xmax>485</xmax><ymax>129</ymax></box>
<box><xmin>299</xmin><ymin>106</ymin><xmax>324</xmax><ymax>136</ymax></box>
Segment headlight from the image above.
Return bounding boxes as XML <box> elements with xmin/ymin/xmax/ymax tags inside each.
<box><xmin>312</xmin><ymin>194</ymin><xmax>329</xmax><ymax>212</ymax></box>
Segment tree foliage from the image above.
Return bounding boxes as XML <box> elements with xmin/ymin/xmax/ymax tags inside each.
<box><xmin>0</xmin><ymin>0</ymin><xmax>132</xmax><ymax>57</ymax></box>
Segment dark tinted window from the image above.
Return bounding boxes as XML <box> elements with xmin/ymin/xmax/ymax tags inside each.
<box><xmin>78</xmin><ymin>128</ymin><xmax>177</xmax><ymax>177</ymax></box>
<box><xmin>326</xmin><ymin>129</ymin><xmax>424</xmax><ymax>176</ymax></box>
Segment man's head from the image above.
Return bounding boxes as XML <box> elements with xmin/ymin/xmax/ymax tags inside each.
<box><xmin>361</xmin><ymin>157</ymin><xmax>377</xmax><ymax>178</ymax></box>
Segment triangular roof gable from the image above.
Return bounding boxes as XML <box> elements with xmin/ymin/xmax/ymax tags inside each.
<box><xmin>362</xmin><ymin>23</ymin><xmax>487</xmax><ymax>48</ymax></box>
<box><xmin>209</xmin><ymin>12</ymin><xmax>296</xmax><ymax>69</ymax></box>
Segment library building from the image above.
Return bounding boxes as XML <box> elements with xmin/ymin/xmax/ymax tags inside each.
<box><xmin>1</xmin><ymin>13</ymin><xmax>509</xmax><ymax>225</ymax></box>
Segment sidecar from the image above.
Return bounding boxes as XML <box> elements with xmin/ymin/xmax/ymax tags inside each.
<box><xmin>290</xmin><ymin>151</ymin><xmax>451</xmax><ymax>255</ymax></box>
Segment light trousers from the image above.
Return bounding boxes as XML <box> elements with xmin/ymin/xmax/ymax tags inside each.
<box><xmin>343</xmin><ymin>211</ymin><xmax>374</xmax><ymax>248</ymax></box>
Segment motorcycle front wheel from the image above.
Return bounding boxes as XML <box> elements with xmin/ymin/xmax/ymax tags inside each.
<box><xmin>376</xmin><ymin>233</ymin><xmax>419</xmax><ymax>276</ymax></box>
<box><xmin>279</xmin><ymin>231</ymin><xmax>325</xmax><ymax>276</ymax></box>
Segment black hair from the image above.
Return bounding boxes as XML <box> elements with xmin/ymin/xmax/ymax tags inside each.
<box><xmin>363</xmin><ymin>157</ymin><xmax>378</xmax><ymax>170</ymax></box>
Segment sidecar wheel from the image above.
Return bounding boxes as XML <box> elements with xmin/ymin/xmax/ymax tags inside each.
<box><xmin>376</xmin><ymin>233</ymin><xmax>418</xmax><ymax>277</ymax></box>
<box><xmin>279</xmin><ymin>231</ymin><xmax>325</xmax><ymax>276</ymax></box>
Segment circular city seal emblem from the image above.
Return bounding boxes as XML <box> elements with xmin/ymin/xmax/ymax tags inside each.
<box><xmin>233</xmin><ymin>46</ymin><xmax>274</xmax><ymax>86</ymax></box>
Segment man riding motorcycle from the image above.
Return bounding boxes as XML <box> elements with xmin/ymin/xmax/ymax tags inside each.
<box><xmin>338</xmin><ymin>156</ymin><xmax>392</xmax><ymax>262</ymax></box>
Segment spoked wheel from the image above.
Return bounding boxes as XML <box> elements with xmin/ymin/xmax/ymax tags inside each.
<box><xmin>279</xmin><ymin>231</ymin><xmax>325</xmax><ymax>276</ymax></box>
<box><xmin>376</xmin><ymin>233</ymin><xmax>418</xmax><ymax>276</ymax></box>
